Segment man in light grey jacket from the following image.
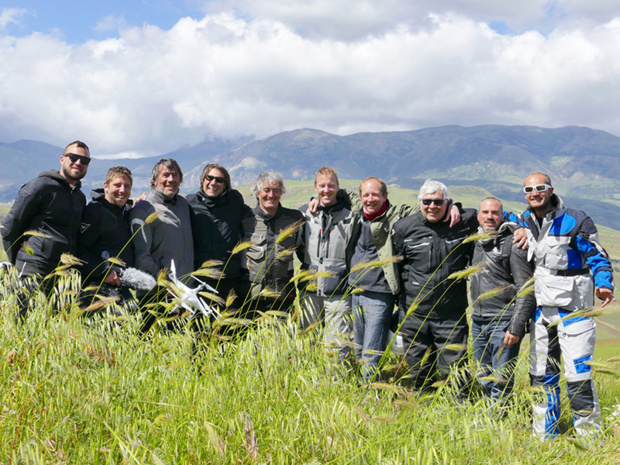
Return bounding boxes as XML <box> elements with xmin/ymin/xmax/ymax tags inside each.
<box><xmin>299</xmin><ymin>167</ymin><xmax>356</xmax><ymax>363</ymax></box>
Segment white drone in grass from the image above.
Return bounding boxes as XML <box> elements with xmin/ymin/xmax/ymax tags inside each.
<box><xmin>166</xmin><ymin>260</ymin><xmax>220</xmax><ymax>320</ymax></box>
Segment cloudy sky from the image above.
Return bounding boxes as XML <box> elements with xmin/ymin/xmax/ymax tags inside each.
<box><xmin>2</xmin><ymin>0</ymin><xmax>620</xmax><ymax>157</ymax></box>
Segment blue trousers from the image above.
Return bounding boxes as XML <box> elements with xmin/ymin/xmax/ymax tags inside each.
<box><xmin>353</xmin><ymin>291</ymin><xmax>396</xmax><ymax>381</ymax></box>
<box><xmin>471</xmin><ymin>318</ymin><xmax>522</xmax><ymax>403</ymax></box>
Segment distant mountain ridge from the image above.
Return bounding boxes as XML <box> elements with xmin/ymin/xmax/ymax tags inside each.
<box><xmin>2</xmin><ymin>125</ymin><xmax>620</xmax><ymax>227</ymax></box>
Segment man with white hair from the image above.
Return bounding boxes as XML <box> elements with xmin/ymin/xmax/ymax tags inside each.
<box><xmin>392</xmin><ymin>179</ymin><xmax>478</xmax><ymax>392</ymax></box>
<box><xmin>241</xmin><ymin>170</ymin><xmax>304</xmax><ymax>317</ymax></box>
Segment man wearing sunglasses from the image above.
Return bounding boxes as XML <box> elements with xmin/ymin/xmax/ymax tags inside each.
<box><xmin>392</xmin><ymin>179</ymin><xmax>479</xmax><ymax>393</ymax></box>
<box><xmin>187</xmin><ymin>163</ymin><xmax>253</xmax><ymax>315</ymax></box>
<box><xmin>1</xmin><ymin>140</ymin><xmax>90</xmax><ymax>315</ymax></box>
<box><xmin>520</xmin><ymin>172</ymin><xmax>615</xmax><ymax>440</ymax></box>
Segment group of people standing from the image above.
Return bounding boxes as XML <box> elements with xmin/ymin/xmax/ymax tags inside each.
<box><xmin>0</xmin><ymin>140</ymin><xmax>615</xmax><ymax>442</ymax></box>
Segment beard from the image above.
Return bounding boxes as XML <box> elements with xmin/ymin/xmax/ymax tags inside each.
<box><xmin>61</xmin><ymin>165</ymin><xmax>87</xmax><ymax>183</ymax></box>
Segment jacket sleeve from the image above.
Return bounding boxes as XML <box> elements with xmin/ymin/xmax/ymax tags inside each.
<box><xmin>505</xmin><ymin>244</ymin><xmax>536</xmax><ymax>338</ymax></box>
<box><xmin>76</xmin><ymin>203</ymin><xmax>106</xmax><ymax>280</ymax></box>
<box><xmin>344</xmin><ymin>189</ymin><xmax>361</xmax><ymax>211</ymax></box>
<box><xmin>391</xmin><ymin>223</ymin><xmax>406</xmax><ymax>275</ymax></box>
<box><xmin>129</xmin><ymin>203</ymin><xmax>161</xmax><ymax>278</ymax></box>
<box><xmin>397</xmin><ymin>203</ymin><xmax>419</xmax><ymax>219</ymax></box>
<box><xmin>574</xmin><ymin>216</ymin><xmax>614</xmax><ymax>290</ymax></box>
<box><xmin>1</xmin><ymin>179</ymin><xmax>44</xmax><ymax>264</ymax></box>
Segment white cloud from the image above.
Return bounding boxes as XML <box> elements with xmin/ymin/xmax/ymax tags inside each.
<box><xmin>203</xmin><ymin>0</ymin><xmax>620</xmax><ymax>38</ymax></box>
<box><xmin>95</xmin><ymin>15</ymin><xmax>127</xmax><ymax>33</ymax></box>
<box><xmin>3</xmin><ymin>6</ymin><xmax>620</xmax><ymax>155</ymax></box>
<box><xmin>0</xmin><ymin>8</ymin><xmax>28</xmax><ymax>30</ymax></box>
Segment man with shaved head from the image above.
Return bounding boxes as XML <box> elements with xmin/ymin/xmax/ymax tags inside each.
<box><xmin>520</xmin><ymin>172</ymin><xmax>615</xmax><ymax>440</ymax></box>
<box><xmin>470</xmin><ymin>197</ymin><xmax>535</xmax><ymax>407</ymax></box>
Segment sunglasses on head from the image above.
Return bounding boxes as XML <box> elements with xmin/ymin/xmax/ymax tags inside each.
<box><xmin>523</xmin><ymin>184</ymin><xmax>552</xmax><ymax>194</ymax></box>
<box><xmin>421</xmin><ymin>198</ymin><xmax>445</xmax><ymax>206</ymax></box>
<box><xmin>206</xmin><ymin>174</ymin><xmax>225</xmax><ymax>184</ymax></box>
<box><xmin>65</xmin><ymin>153</ymin><xmax>91</xmax><ymax>166</ymax></box>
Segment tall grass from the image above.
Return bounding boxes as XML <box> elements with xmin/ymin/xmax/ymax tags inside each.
<box><xmin>1</xmin><ymin>268</ymin><xmax>620</xmax><ymax>464</ymax></box>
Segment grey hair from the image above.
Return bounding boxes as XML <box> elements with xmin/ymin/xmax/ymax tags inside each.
<box><xmin>251</xmin><ymin>170</ymin><xmax>286</xmax><ymax>196</ymax></box>
<box><xmin>417</xmin><ymin>179</ymin><xmax>450</xmax><ymax>200</ymax></box>
<box><xmin>150</xmin><ymin>158</ymin><xmax>183</xmax><ymax>188</ymax></box>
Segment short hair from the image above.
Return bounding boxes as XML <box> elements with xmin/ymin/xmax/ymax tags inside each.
<box><xmin>105</xmin><ymin>166</ymin><xmax>133</xmax><ymax>185</ymax></box>
<box><xmin>251</xmin><ymin>170</ymin><xmax>285</xmax><ymax>196</ymax></box>
<box><xmin>360</xmin><ymin>176</ymin><xmax>388</xmax><ymax>196</ymax></box>
<box><xmin>314</xmin><ymin>167</ymin><xmax>339</xmax><ymax>186</ymax></box>
<box><xmin>480</xmin><ymin>196</ymin><xmax>503</xmax><ymax>212</ymax></box>
<box><xmin>526</xmin><ymin>172</ymin><xmax>552</xmax><ymax>186</ymax></box>
<box><xmin>151</xmin><ymin>158</ymin><xmax>183</xmax><ymax>188</ymax></box>
<box><xmin>64</xmin><ymin>140</ymin><xmax>90</xmax><ymax>155</ymax></box>
<box><xmin>200</xmin><ymin>163</ymin><xmax>231</xmax><ymax>191</ymax></box>
<box><xmin>418</xmin><ymin>179</ymin><xmax>450</xmax><ymax>201</ymax></box>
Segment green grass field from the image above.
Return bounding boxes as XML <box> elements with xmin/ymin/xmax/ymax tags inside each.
<box><xmin>0</xmin><ymin>271</ymin><xmax>619</xmax><ymax>463</ymax></box>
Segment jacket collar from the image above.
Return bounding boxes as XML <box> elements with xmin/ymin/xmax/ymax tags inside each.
<box><xmin>196</xmin><ymin>188</ymin><xmax>229</xmax><ymax>206</ymax></box>
<box><xmin>89</xmin><ymin>187</ymin><xmax>133</xmax><ymax>211</ymax></box>
<box><xmin>255</xmin><ymin>203</ymin><xmax>282</xmax><ymax>221</ymax></box>
<box><xmin>39</xmin><ymin>169</ymin><xmax>82</xmax><ymax>190</ymax></box>
<box><xmin>150</xmin><ymin>188</ymin><xmax>178</xmax><ymax>205</ymax></box>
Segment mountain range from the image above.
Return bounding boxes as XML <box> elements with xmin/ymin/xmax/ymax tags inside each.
<box><xmin>1</xmin><ymin>124</ymin><xmax>620</xmax><ymax>228</ymax></box>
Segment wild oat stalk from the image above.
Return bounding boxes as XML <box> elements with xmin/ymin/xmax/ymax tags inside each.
<box><xmin>192</xmin><ymin>268</ymin><xmax>223</xmax><ymax>280</ymax></box>
<box><xmin>474</xmin><ymin>284</ymin><xmax>512</xmax><ymax>302</ymax></box>
<box><xmin>198</xmin><ymin>291</ymin><xmax>226</xmax><ymax>307</ymax></box>
<box><xmin>289</xmin><ymin>269</ymin><xmax>316</xmax><ymax>283</ymax></box>
<box><xmin>461</xmin><ymin>230</ymin><xmax>495</xmax><ymax>244</ymax></box>
<box><xmin>197</xmin><ymin>259</ymin><xmax>224</xmax><ymax>270</ymax></box>
<box><xmin>447</xmin><ymin>262</ymin><xmax>486</xmax><ymax>281</ymax></box>
<box><xmin>350</xmin><ymin>255</ymin><xmax>403</xmax><ymax>274</ymax></box>
<box><xmin>276</xmin><ymin>247</ymin><xmax>296</xmax><ymax>260</ymax></box>
<box><xmin>276</xmin><ymin>220</ymin><xmax>304</xmax><ymax>244</ymax></box>
<box><xmin>258</xmin><ymin>287</ymin><xmax>280</xmax><ymax>299</ymax></box>
<box><xmin>80</xmin><ymin>295</ymin><xmax>120</xmax><ymax>315</ymax></box>
<box><xmin>23</xmin><ymin>230</ymin><xmax>53</xmax><ymax>239</ymax></box>
<box><xmin>547</xmin><ymin>306</ymin><xmax>615</xmax><ymax>328</ymax></box>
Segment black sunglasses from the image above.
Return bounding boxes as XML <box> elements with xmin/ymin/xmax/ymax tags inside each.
<box><xmin>65</xmin><ymin>153</ymin><xmax>91</xmax><ymax>166</ymax></box>
<box><xmin>206</xmin><ymin>174</ymin><xmax>225</xmax><ymax>184</ymax></box>
<box><xmin>421</xmin><ymin>198</ymin><xmax>445</xmax><ymax>206</ymax></box>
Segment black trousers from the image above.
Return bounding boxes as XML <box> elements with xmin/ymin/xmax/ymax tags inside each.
<box><xmin>399</xmin><ymin>310</ymin><xmax>469</xmax><ymax>391</ymax></box>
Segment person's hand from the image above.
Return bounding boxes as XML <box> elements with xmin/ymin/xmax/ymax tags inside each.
<box><xmin>503</xmin><ymin>331</ymin><xmax>520</xmax><ymax>346</ymax></box>
<box><xmin>445</xmin><ymin>204</ymin><xmax>460</xmax><ymax>227</ymax></box>
<box><xmin>133</xmin><ymin>192</ymin><xmax>148</xmax><ymax>204</ymax></box>
<box><xmin>308</xmin><ymin>197</ymin><xmax>320</xmax><ymax>214</ymax></box>
<box><xmin>596</xmin><ymin>287</ymin><xmax>616</xmax><ymax>307</ymax></box>
<box><xmin>513</xmin><ymin>227</ymin><xmax>528</xmax><ymax>249</ymax></box>
<box><xmin>103</xmin><ymin>269</ymin><xmax>121</xmax><ymax>287</ymax></box>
